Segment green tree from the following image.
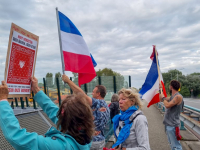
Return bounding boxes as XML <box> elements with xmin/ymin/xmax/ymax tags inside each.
<box><xmin>162</xmin><ymin>69</ymin><xmax>200</xmax><ymax>97</ymax></box>
<box><xmin>54</xmin><ymin>72</ymin><xmax>63</xmax><ymax>88</ymax></box>
<box><xmin>179</xmin><ymin>86</ymin><xmax>190</xmax><ymax>97</ymax></box>
<box><xmin>186</xmin><ymin>75</ymin><xmax>200</xmax><ymax>97</ymax></box>
<box><xmin>190</xmin><ymin>72</ymin><xmax>200</xmax><ymax>76</ymax></box>
<box><xmin>46</xmin><ymin>72</ymin><xmax>53</xmax><ymax>87</ymax></box>
<box><xmin>96</xmin><ymin>68</ymin><xmax>127</xmax><ymax>92</ymax></box>
<box><xmin>96</xmin><ymin>68</ymin><xmax>121</xmax><ymax>76</ymax></box>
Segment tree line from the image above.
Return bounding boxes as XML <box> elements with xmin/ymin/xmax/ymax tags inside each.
<box><xmin>162</xmin><ymin>70</ymin><xmax>200</xmax><ymax>97</ymax></box>
<box><xmin>44</xmin><ymin>68</ymin><xmax>128</xmax><ymax>93</ymax></box>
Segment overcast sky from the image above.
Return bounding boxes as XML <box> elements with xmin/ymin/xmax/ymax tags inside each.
<box><xmin>0</xmin><ymin>0</ymin><xmax>200</xmax><ymax>89</ymax></box>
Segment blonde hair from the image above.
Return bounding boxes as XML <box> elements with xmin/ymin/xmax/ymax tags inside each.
<box><xmin>118</xmin><ymin>88</ymin><xmax>143</xmax><ymax>109</ymax></box>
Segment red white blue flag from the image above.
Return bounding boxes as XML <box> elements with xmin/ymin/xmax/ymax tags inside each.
<box><xmin>58</xmin><ymin>11</ymin><xmax>96</xmax><ymax>86</ymax></box>
<box><xmin>139</xmin><ymin>46</ymin><xmax>167</xmax><ymax>107</ymax></box>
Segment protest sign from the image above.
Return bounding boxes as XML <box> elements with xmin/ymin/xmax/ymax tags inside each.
<box><xmin>4</xmin><ymin>23</ymin><xmax>39</xmax><ymax>97</ymax></box>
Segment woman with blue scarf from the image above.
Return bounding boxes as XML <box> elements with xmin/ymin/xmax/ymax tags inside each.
<box><xmin>112</xmin><ymin>88</ymin><xmax>150</xmax><ymax>150</ymax></box>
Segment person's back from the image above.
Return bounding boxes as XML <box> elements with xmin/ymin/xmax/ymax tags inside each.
<box><xmin>109</xmin><ymin>94</ymin><xmax>120</xmax><ymax>121</ymax></box>
<box><xmin>0</xmin><ymin>78</ymin><xmax>94</xmax><ymax>150</ymax></box>
<box><xmin>92</xmin><ymin>98</ymin><xmax>110</xmax><ymax>140</ymax></box>
<box><xmin>110</xmin><ymin>101</ymin><xmax>119</xmax><ymax>120</ymax></box>
<box><xmin>61</xmin><ymin>75</ymin><xmax>110</xmax><ymax>150</ymax></box>
<box><xmin>90</xmin><ymin>85</ymin><xmax>110</xmax><ymax>150</ymax></box>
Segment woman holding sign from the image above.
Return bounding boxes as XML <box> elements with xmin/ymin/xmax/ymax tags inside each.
<box><xmin>0</xmin><ymin>78</ymin><xmax>94</xmax><ymax>150</ymax></box>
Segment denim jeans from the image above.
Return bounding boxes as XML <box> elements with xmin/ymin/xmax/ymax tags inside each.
<box><xmin>90</xmin><ymin>140</ymin><xmax>105</xmax><ymax>150</ymax></box>
<box><xmin>165</xmin><ymin>126</ymin><xmax>182</xmax><ymax>150</ymax></box>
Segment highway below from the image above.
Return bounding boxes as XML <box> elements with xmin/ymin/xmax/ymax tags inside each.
<box><xmin>184</xmin><ymin>98</ymin><xmax>200</xmax><ymax>109</ymax></box>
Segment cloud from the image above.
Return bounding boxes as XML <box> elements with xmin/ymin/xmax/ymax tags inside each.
<box><xmin>0</xmin><ymin>0</ymin><xmax>200</xmax><ymax>89</ymax></box>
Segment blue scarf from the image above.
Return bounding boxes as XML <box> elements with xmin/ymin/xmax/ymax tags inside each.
<box><xmin>112</xmin><ymin>106</ymin><xmax>138</xmax><ymax>148</ymax></box>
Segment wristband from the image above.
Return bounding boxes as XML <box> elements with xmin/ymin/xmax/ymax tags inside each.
<box><xmin>161</xmin><ymin>97</ymin><xmax>166</xmax><ymax>102</ymax></box>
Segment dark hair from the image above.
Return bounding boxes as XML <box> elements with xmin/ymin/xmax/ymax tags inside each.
<box><xmin>56</xmin><ymin>93</ymin><xmax>94</xmax><ymax>145</ymax></box>
<box><xmin>170</xmin><ymin>80</ymin><xmax>180</xmax><ymax>91</ymax></box>
<box><xmin>95</xmin><ymin>85</ymin><xmax>106</xmax><ymax>98</ymax></box>
<box><xmin>111</xmin><ymin>94</ymin><xmax>119</xmax><ymax>102</ymax></box>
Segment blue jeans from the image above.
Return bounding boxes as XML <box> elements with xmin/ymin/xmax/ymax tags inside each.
<box><xmin>165</xmin><ymin>126</ymin><xmax>182</xmax><ymax>150</ymax></box>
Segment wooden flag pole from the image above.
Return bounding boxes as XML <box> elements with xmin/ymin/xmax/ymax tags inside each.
<box><xmin>56</xmin><ymin>7</ymin><xmax>65</xmax><ymax>75</ymax></box>
<box><xmin>56</xmin><ymin>7</ymin><xmax>66</xmax><ymax>90</ymax></box>
<box><xmin>154</xmin><ymin>45</ymin><xmax>163</xmax><ymax>94</ymax></box>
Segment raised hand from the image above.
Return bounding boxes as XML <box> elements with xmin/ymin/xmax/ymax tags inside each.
<box><xmin>62</xmin><ymin>74</ymin><xmax>70</xmax><ymax>83</ymax></box>
<box><xmin>0</xmin><ymin>81</ymin><xmax>9</xmax><ymax>100</ymax></box>
<box><xmin>30</xmin><ymin>77</ymin><xmax>40</xmax><ymax>94</ymax></box>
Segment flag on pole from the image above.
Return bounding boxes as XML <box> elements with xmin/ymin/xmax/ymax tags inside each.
<box><xmin>90</xmin><ymin>54</ymin><xmax>97</xmax><ymax>67</ymax></box>
<box><xmin>139</xmin><ymin>46</ymin><xmax>167</xmax><ymax>107</ymax></box>
<box><xmin>57</xmin><ymin>10</ymin><xmax>96</xmax><ymax>86</ymax></box>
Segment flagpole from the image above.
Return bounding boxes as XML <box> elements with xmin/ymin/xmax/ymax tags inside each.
<box><xmin>56</xmin><ymin>7</ymin><xmax>65</xmax><ymax>75</ymax></box>
<box><xmin>154</xmin><ymin>45</ymin><xmax>163</xmax><ymax>94</ymax></box>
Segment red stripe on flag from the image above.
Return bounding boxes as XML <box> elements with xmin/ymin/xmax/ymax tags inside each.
<box><xmin>161</xmin><ymin>81</ymin><xmax>167</xmax><ymax>97</ymax></box>
<box><xmin>63</xmin><ymin>51</ymin><xmax>96</xmax><ymax>86</ymax></box>
<box><xmin>147</xmin><ymin>93</ymin><xmax>160</xmax><ymax>108</ymax></box>
<box><xmin>150</xmin><ymin>45</ymin><xmax>158</xmax><ymax>60</ymax></box>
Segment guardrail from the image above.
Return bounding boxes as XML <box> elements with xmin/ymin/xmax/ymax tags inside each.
<box><xmin>104</xmin><ymin>119</ymin><xmax>114</xmax><ymax>143</ymax></box>
<box><xmin>156</xmin><ymin>102</ymin><xmax>200</xmax><ymax>139</ymax></box>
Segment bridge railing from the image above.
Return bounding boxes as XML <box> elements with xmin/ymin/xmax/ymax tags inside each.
<box><xmin>156</xmin><ymin>102</ymin><xmax>200</xmax><ymax>139</ymax></box>
<box><xmin>104</xmin><ymin>120</ymin><xmax>114</xmax><ymax>143</ymax></box>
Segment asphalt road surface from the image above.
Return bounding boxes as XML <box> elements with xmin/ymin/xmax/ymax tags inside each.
<box><xmin>183</xmin><ymin>98</ymin><xmax>200</xmax><ymax>110</ymax></box>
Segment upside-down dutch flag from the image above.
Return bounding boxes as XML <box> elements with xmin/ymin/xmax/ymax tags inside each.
<box><xmin>58</xmin><ymin>11</ymin><xmax>96</xmax><ymax>86</ymax></box>
<box><xmin>139</xmin><ymin>46</ymin><xmax>167</xmax><ymax>107</ymax></box>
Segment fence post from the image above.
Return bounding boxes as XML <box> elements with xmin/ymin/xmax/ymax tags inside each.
<box><xmin>56</xmin><ymin>77</ymin><xmax>62</xmax><ymax>106</ymax></box>
<box><xmin>11</xmin><ymin>101</ymin><xmax>14</xmax><ymax>109</ymax></box>
<box><xmin>180</xmin><ymin>121</ymin><xmax>186</xmax><ymax>130</ymax></box>
<box><xmin>129</xmin><ymin>75</ymin><xmax>131</xmax><ymax>88</ymax></box>
<box><xmin>84</xmin><ymin>84</ymin><xmax>88</xmax><ymax>94</ymax></box>
<box><xmin>113</xmin><ymin>76</ymin><xmax>117</xmax><ymax>93</ymax></box>
<box><xmin>98</xmin><ymin>76</ymin><xmax>101</xmax><ymax>85</ymax></box>
<box><xmin>15</xmin><ymin>98</ymin><xmax>18</xmax><ymax>107</ymax></box>
<box><xmin>32</xmin><ymin>92</ymin><xmax>37</xmax><ymax>109</ymax></box>
<box><xmin>70</xmin><ymin>77</ymin><xmax>73</xmax><ymax>94</ymax></box>
<box><xmin>25</xmin><ymin>97</ymin><xmax>29</xmax><ymax>107</ymax></box>
<box><xmin>20</xmin><ymin>97</ymin><xmax>24</xmax><ymax>109</ymax></box>
<box><xmin>43</xmin><ymin>77</ymin><xmax>47</xmax><ymax>94</ymax></box>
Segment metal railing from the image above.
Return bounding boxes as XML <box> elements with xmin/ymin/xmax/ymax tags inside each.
<box><xmin>104</xmin><ymin>120</ymin><xmax>114</xmax><ymax>143</ymax></box>
<box><xmin>156</xmin><ymin>102</ymin><xmax>200</xmax><ymax>139</ymax></box>
<box><xmin>44</xmin><ymin>76</ymin><xmax>131</xmax><ymax>106</ymax></box>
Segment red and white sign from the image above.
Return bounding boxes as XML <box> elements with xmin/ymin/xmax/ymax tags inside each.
<box><xmin>5</xmin><ymin>23</ymin><xmax>39</xmax><ymax>96</ymax></box>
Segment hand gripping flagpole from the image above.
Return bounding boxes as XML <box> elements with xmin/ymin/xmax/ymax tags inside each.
<box><xmin>56</xmin><ymin>7</ymin><xmax>65</xmax><ymax>75</ymax></box>
<box><xmin>154</xmin><ymin>45</ymin><xmax>163</xmax><ymax>94</ymax></box>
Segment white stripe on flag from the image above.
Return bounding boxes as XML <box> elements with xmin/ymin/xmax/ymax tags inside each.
<box><xmin>142</xmin><ymin>78</ymin><xmax>159</xmax><ymax>103</ymax></box>
<box><xmin>60</xmin><ymin>31</ymin><xmax>90</xmax><ymax>56</ymax></box>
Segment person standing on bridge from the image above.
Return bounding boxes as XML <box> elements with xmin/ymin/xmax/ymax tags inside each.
<box><xmin>112</xmin><ymin>88</ymin><xmax>150</xmax><ymax>150</ymax></box>
<box><xmin>109</xmin><ymin>94</ymin><xmax>120</xmax><ymax>123</ymax></box>
<box><xmin>62</xmin><ymin>74</ymin><xmax>110</xmax><ymax>150</ymax></box>
<box><xmin>159</xmin><ymin>80</ymin><xmax>184</xmax><ymax>150</ymax></box>
<box><xmin>0</xmin><ymin>78</ymin><xmax>94</xmax><ymax>150</ymax></box>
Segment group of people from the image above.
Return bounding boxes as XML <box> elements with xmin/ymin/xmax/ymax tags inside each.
<box><xmin>0</xmin><ymin>75</ymin><xmax>183</xmax><ymax>150</ymax></box>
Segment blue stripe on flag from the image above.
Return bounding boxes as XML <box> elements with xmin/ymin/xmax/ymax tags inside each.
<box><xmin>90</xmin><ymin>54</ymin><xmax>97</xmax><ymax>67</ymax></box>
<box><xmin>58</xmin><ymin>11</ymin><xmax>82</xmax><ymax>36</ymax></box>
<box><xmin>139</xmin><ymin>53</ymin><xmax>158</xmax><ymax>95</ymax></box>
